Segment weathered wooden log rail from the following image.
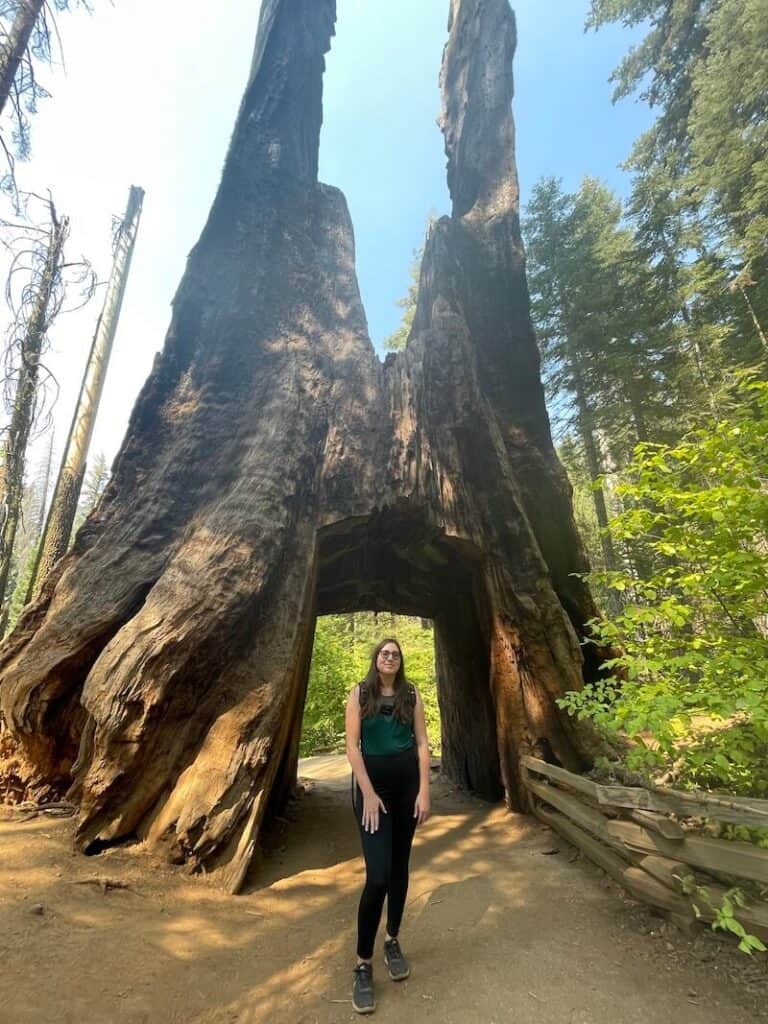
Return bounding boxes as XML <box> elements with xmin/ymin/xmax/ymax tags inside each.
<box><xmin>522</xmin><ymin>756</ymin><xmax>768</xmax><ymax>943</ymax></box>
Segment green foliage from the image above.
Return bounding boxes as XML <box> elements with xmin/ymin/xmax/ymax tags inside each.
<box><xmin>6</xmin><ymin>538</ymin><xmax>37</xmax><ymax>630</ymax></box>
<box><xmin>687</xmin><ymin>1</ymin><xmax>768</xmax><ymax>270</ymax></box>
<box><xmin>524</xmin><ymin>175</ymin><xmax>684</xmax><ymax>589</ymax></box>
<box><xmin>680</xmin><ymin>876</ymin><xmax>767</xmax><ymax>955</ymax></box>
<box><xmin>558</xmin><ymin>438</ymin><xmax>610</xmax><ymax>578</ymax></box>
<box><xmin>559</xmin><ymin>378</ymin><xmax>768</xmax><ymax>796</ymax></box>
<box><xmin>529</xmin><ymin>4</ymin><xmax>768</xmax><ymax>959</ymax></box>
<box><xmin>525</xmin><ymin>176</ymin><xmax>682</xmax><ymax>453</ymax></box>
<box><xmin>382</xmin><ymin>219</ymin><xmax>436</xmax><ymax>352</ymax></box>
<box><xmin>300</xmin><ymin>618</ymin><xmax>352</xmax><ymax>756</ymax></box>
<box><xmin>300</xmin><ymin>612</ymin><xmax>440</xmax><ymax>757</ymax></box>
<box><xmin>382</xmin><ymin>247</ymin><xmax>422</xmax><ymax>352</ymax></box>
<box><xmin>1</xmin><ymin>440</ymin><xmax>55</xmax><ymax>635</ymax></box>
<box><xmin>586</xmin><ymin>0</ymin><xmax>768</xmax><ymax>370</ymax></box>
<box><xmin>720</xmin><ymin>824</ymin><xmax>768</xmax><ymax>851</ymax></box>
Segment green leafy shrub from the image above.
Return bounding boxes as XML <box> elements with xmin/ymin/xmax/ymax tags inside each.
<box><xmin>680</xmin><ymin>877</ymin><xmax>767</xmax><ymax>955</ymax></box>
<box><xmin>559</xmin><ymin>378</ymin><xmax>768</xmax><ymax>796</ymax></box>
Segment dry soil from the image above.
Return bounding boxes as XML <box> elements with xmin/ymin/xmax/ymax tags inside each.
<box><xmin>1</xmin><ymin>754</ymin><xmax>766</xmax><ymax>1024</ymax></box>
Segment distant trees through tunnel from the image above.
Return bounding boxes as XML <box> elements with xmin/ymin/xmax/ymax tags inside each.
<box><xmin>301</xmin><ymin>613</ymin><xmax>441</xmax><ymax>758</ymax></box>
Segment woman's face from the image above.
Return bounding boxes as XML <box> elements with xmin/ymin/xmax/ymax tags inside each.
<box><xmin>376</xmin><ymin>643</ymin><xmax>401</xmax><ymax>676</ymax></box>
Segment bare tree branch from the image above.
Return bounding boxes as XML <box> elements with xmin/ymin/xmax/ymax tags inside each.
<box><xmin>0</xmin><ymin>1</ymin><xmax>98</xmax><ymax>194</ymax></box>
<box><xmin>0</xmin><ymin>190</ymin><xmax>95</xmax><ymax>628</ymax></box>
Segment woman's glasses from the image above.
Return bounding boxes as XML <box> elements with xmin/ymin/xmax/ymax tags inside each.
<box><xmin>379</xmin><ymin>650</ymin><xmax>401</xmax><ymax>662</ymax></box>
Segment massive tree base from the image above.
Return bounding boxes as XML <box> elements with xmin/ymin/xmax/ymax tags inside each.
<box><xmin>0</xmin><ymin>0</ymin><xmax>605</xmax><ymax>892</ymax></box>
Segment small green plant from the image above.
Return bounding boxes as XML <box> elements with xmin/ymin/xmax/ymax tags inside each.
<box><xmin>719</xmin><ymin>823</ymin><xmax>768</xmax><ymax>850</ymax></box>
<box><xmin>679</xmin><ymin>876</ymin><xmax>767</xmax><ymax>955</ymax></box>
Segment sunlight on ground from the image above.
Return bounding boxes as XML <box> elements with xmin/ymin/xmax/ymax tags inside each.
<box><xmin>298</xmin><ymin>753</ymin><xmax>351</xmax><ymax>782</ymax></box>
<box><xmin>0</xmin><ymin>757</ymin><xmax>761</xmax><ymax>1024</ymax></box>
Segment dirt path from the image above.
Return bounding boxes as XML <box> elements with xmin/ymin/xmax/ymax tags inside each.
<box><xmin>1</xmin><ymin>756</ymin><xmax>766</xmax><ymax>1024</ymax></box>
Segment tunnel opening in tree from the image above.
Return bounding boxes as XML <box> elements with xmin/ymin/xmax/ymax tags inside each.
<box><xmin>309</xmin><ymin>511</ymin><xmax>502</xmax><ymax>800</ymax></box>
<box><xmin>0</xmin><ymin>0</ymin><xmax>605</xmax><ymax>892</ymax></box>
<box><xmin>299</xmin><ymin>608</ymin><xmax>441</xmax><ymax>760</ymax></box>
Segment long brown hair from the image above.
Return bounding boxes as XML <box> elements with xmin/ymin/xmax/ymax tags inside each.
<box><xmin>359</xmin><ymin>637</ymin><xmax>414</xmax><ymax>723</ymax></box>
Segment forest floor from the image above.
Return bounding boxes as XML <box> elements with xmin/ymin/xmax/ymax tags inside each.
<box><xmin>1</xmin><ymin>754</ymin><xmax>767</xmax><ymax>1024</ymax></box>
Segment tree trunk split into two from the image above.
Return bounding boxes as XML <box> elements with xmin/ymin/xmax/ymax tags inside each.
<box><xmin>0</xmin><ymin>0</ymin><xmax>605</xmax><ymax>892</ymax></box>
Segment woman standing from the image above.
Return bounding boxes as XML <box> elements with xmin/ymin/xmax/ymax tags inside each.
<box><xmin>345</xmin><ymin>637</ymin><xmax>431</xmax><ymax>1015</ymax></box>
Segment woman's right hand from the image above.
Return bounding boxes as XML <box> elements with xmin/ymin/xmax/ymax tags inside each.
<box><xmin>361</xmin><ymin>790</ymin><xmax>387</xmax><ymax>833</ymax></box>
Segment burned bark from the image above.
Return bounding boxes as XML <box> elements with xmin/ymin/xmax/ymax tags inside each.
<box><xmin>0</xmin><ymin>0</ymin><xmax>604</xmax><ymax>891</ymax></box>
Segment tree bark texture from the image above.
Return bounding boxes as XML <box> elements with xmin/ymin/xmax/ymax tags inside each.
<box><xmin>0</xmin><ymin>0</ymin><xmax>605</xmax><ymax>891</ymax></box>
<box><xmin>29</xmin><ymin>185</ymin><xmax>144</xmax><ymax>601</ymax></box>
<box><xmin>0</xmin><ymin>0</ymin><xmax>43</xmax><ymax>120</ymax></box>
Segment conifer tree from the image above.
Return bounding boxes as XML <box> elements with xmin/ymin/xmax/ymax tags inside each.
<box><xmin>0</xmin><ymin>1</ymin><xmax>94</xmax><ymax>187</ymax></box>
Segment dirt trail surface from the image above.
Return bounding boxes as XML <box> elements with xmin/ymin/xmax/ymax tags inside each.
<box><xmin>1</xmin><ymin>755</ymin><xmax>766</xmax><ymax>1024</ymax></box>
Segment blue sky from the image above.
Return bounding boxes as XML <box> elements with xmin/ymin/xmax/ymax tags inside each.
<box><xmin>321</xmin><ymin>0</ymin><xmax>652</xmax><ymax>346</ymax></box>
<box><xmin>1</xmin><ymin>0</ymin><xmax>653</xmax><ymax>469</ymax></box>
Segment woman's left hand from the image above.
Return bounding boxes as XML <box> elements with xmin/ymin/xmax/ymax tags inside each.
<box><xmin>414</xmin><ymin>788</ymin><xmax>430</xmax><ymax>825</ymax></box>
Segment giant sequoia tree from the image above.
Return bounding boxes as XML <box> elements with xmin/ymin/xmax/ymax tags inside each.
<box><xmin>0</xmin><ymin>0</ymin><xmax>604</xmax><ymax>891</ymax></box>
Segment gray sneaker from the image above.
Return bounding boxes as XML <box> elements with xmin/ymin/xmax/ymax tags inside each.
<box><xmin>352</xmin><ymin>962</ymin><xmax>376</xmax><ymax>1014</ymax></box>
<box><xmin>383</xmin><ymin>937</ymin><xmax>410</xmax><ymax>980</ymax></box>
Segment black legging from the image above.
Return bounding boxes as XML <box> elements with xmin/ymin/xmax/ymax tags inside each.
<box><xmin>351</xmin><ymin>748</ymin><xmax>420</xmax><ymax>960</ymax></box>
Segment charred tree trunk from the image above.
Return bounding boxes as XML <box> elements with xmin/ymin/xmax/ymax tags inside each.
<box><xmin>28</xmin><ymin>185</ymin><xmax>144</xmax><ymax>601</ymax></box>
<box><xmin>0</xmin><ymin>0</ymin><xmax>43</xmax><ymax>120</ymax></box>
<box><xmin>0</xmin><ymin>0</ymin><xmax>605</xmax><ymax>890</ymax></box>
<box><xmin>0</xmin><ymin>210</ymin><xmax>67</xmax><ymax>632</ymax></box>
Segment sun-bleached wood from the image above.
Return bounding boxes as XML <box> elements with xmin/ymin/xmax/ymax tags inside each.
<box><xmin>523</xmin><ymin>756</ymin><xmax>768</xmax><ymax>829</ymax></box>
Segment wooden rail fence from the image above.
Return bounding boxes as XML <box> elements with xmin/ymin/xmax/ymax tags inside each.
<box><xmin>521</xmin><ymin>756</ymin><xmax>768</xmax><ymax>942</ymax></box>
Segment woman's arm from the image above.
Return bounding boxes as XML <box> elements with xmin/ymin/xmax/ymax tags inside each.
<box><xmin>345</xmin><ymin>685</ymin><xmax>386</xmax><ymax>832</ymax></box>
<box><xmin>412</xmin><ymin>687</ymin><xmax>431</xmax><ymax>825</ymax></box>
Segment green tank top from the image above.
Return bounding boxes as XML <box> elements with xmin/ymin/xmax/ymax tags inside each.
<box><xmin>360</xmin><ymin>692</ymin><xmax>415</xmax><ymax>756</ymax></box>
